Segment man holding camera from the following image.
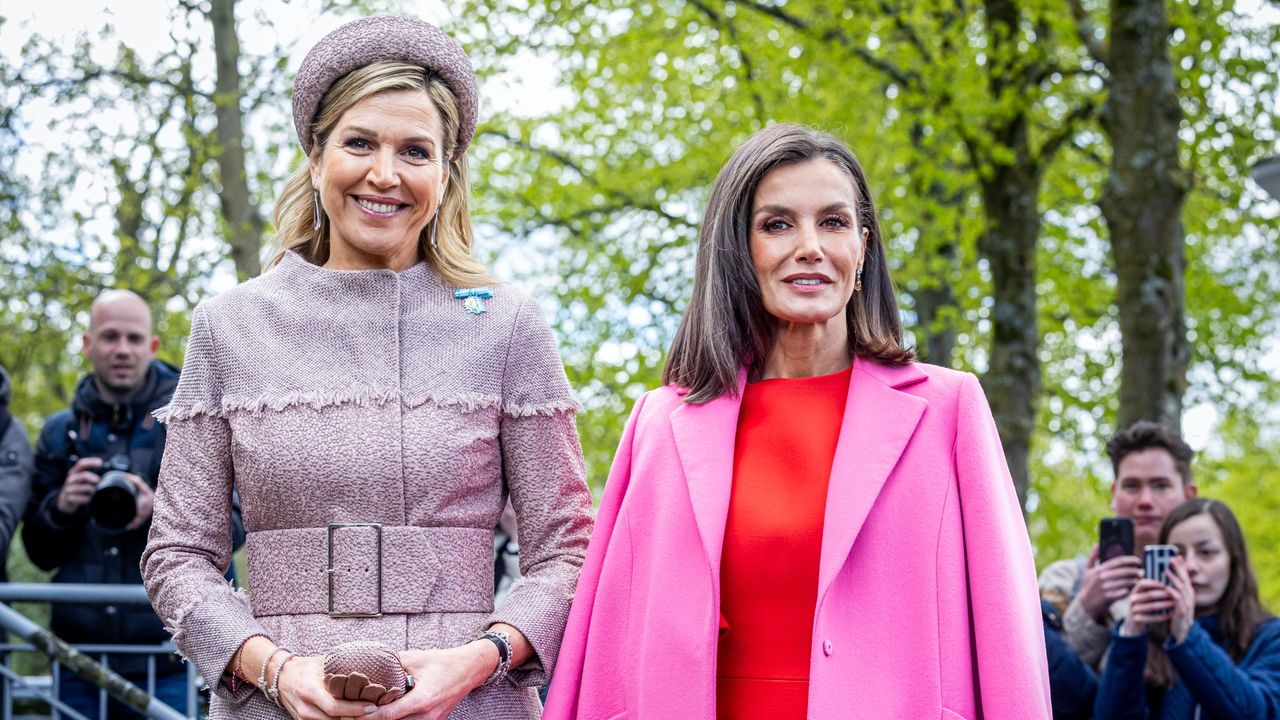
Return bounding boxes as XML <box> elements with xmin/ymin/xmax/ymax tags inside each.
<box><xmin>1039</xmin><ymin>421</ymin><xmax>1198</xmax><ymax>675</ymax></box>
<box><xmin>23</xmin><ymin>290</ymin><xmax>244</xmax><ymax>718</ymax></box>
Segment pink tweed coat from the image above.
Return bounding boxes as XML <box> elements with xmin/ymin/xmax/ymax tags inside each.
<box><xmin>544</xmin><ymin>359</ymin><xmax>1052</xmax><ymax>719</ymax></box>
<box><xmin>141</xmin><ymin>252</ymin><xmax>594</xmax><ymax>719</ymax></box>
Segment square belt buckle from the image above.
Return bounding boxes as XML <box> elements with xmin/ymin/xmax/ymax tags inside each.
<box><xmin>327</xmin><ymin>522</ymin><xmax>383</xmax><ymax>618</ymax></box>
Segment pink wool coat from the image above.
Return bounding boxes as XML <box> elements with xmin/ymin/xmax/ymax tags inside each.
<box><xmin>545</xmin><ymin>358</ymin><xmax>1052</xmax><ymax>720</ymax></box>
<box><xmin>141</xmin><ymin>252</ymin><xmax>594</xmax><ymax>719</ymax></box>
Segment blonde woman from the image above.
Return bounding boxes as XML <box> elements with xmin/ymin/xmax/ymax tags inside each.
<box><xmin>142</xmin><ymin>16</ymin><xmax>592</xmax><ymax>720</ymax></box>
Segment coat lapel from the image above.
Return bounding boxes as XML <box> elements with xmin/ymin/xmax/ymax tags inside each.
<box><xmin>817</xmin><ymin>358</ymin><xmax>928</xmax><ymax>602</ymax></box>
<box><xmin>669</xmin><ymin>371</ymin><xmax>746</xmax><ymax>573</ymax></box>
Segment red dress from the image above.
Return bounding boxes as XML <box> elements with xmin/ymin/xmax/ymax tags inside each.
<box><xmin>716</xmin><ymin>366</ymin><xmax>851</xmax><ymax>719</ymax></box>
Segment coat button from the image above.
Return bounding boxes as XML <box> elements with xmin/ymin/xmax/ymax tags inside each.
<box><xmin>105</xmin><ymin>605</ymin><xmax>118</xmax><ymax>615</ymax></box>
<box><xmin>105</xmin><ymin>547</ymin><xmax>120</xmax><ymax>557</ymax></box>
<box><xmin>822</xmin><ymin>640</ymin><xmax>833</xmax><ymax>656</ymax></box>
<box><xmin>107</xmin><ymin>433</ymin><xmax>118</xmax><ymax>442</ymax></box>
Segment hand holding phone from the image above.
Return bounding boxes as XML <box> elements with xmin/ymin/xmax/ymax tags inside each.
<box><xmin>1119</xmin><ymin>578</ymin><xmax>1178</xmax><ymax>636</ymax></box>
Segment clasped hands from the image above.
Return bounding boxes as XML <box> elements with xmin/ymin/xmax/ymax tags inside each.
<box><xmin>276</xmin><ymin>641</ymin><xmax>500</xmax><ymax>720</ymax></box>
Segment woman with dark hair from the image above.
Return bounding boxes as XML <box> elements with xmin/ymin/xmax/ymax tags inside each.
<box><xmin>141</xmin><ymin>16</ymin><xmax>593</xmax><ymax>720</ymax></box>
<box><xmin>544</xmin><ymin>124</ymin><xmax>1050</xmax><ymax>719</ymax></box>
<box><xmin>1095</xmin><ymin>498</ymin><xmax>1280</xmax><ymax>719</ymax></box>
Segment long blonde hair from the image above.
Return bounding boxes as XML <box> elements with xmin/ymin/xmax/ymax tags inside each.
<box><xmin>269</xmin><ymin>61</ymin><xmax>493</xmax><ymax>287</ymax></box>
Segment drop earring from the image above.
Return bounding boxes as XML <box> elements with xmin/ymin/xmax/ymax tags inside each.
<box><xmin>312</xmin><ymin>189</ymin><xmax>322</xmax><ymax>231</ymax></box>
<box><xmin>854</xmin><ymin>265</ymin><xmax>863</xmax><ymax>292</ymax></box>
<box><xmin>430</xmin><ymin>215</ymin><xmax>439</xmax><ymax>250</ymax></box>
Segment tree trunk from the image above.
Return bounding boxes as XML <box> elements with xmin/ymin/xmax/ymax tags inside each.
<box><xmin>1101</xmin><ymin>0</ymin><xmax>1190</xmax><ymax>431</ymax></box>
<box><xmin>913</xmin><ymin>253</ymin><xmax>958</xmax><ymax>367</ymax></box>
<box><xmin>209</xmin><ymin>0</ymin><xmax>263</xmax><ymax>279</ymax></box>
<box><xmin>908</xmin><ymin>121</ymin><xmax>961</xmax><ymax>368</ymax></box>
<box><xmin>978</xmin><ymin>156</ymin><xmax>1042</xmax><ymax>512</ymax></box>
<box><xmin>978</xmin><ymin>0</ymin><xmax>1044</xmax><ymax>510</ymax></box>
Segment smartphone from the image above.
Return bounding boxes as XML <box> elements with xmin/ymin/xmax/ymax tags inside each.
<box><xmin>1144</xmin><ymin>544</ymin><xmax>1179</xmax><ymax>586</ymax></box>
<box><xmin>1099</xmin><ymin>517</ymin><xmax>1135</xmax><ymax>562</ymax></box>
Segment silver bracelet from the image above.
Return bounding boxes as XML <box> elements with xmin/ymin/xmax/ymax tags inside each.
<box><xmin>257</xmin><ymin>647</ymin><xmax>290</xmax><ymax>695</ymax></box>
<box><xmin>479</xmin><ymin>630</ymin><xmax>511</xmax><ymax>687</ymax></box>
<box><xmin>268</xmin><ymin>651</ymin><xmax>296</xmax><ymax>707</ymax></box>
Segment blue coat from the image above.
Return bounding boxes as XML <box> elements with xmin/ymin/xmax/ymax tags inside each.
<box><xmin>1094</xmin><ymin>615</ymin><xmax>1280</xmax><ymax>719</ymax></box>
<box><xmin>1043</xmin><ymin>599</ymin><xmax>1098</xmax><ymax>719</ymax></box>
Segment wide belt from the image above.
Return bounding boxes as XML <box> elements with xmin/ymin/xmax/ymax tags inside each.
<box><xmin>245</xmin><ymin>524</ymin><xmax>494</xmax><ymax>617</ymax></box>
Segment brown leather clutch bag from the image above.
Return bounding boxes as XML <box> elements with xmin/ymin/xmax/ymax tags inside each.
<box><xmin>323</xmin><ymin>641</ymin><xmax>411</xmax><ymax>705</ymax></box>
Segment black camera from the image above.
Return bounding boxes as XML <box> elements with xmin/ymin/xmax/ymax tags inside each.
<box><xmin>88</xmin><ymin>454</ymin><xmax>138</xmax><ymax>530</ymax></box>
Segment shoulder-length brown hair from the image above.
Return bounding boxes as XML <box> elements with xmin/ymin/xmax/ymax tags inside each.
<box><xmin>663</xmin><ymin>123</ymin><xmax>912</xmax><ymax>404</ymax></box>
<box><xmin>268</xmin><ymin>61</ymin><xmax>493</xmax><ymax>287</ymax></box>
<box><xmin>1143</xmin><ymin>498</ymin><xmax>1274</xmax><ymax>689</ymax></box>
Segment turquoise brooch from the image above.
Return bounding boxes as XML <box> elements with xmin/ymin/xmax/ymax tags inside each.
<box><xmin>454</xmin><ymin>287</ymin><xmax>494</xmax><ymax>315</ymax></box>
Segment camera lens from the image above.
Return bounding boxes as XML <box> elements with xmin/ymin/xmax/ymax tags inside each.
<box><xmin>90</xmin><ymin>470</ymin><xmax>138</xmax><ymax>530</ymax></box>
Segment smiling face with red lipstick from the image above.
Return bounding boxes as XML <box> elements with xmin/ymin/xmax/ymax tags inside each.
<box><xmin>309</xmin><ymin>88</ymin><xmax>449</xmax><ymax>271</ymax></box>
<box><xmin>748</xmin><ymin>159</ymin><xmax>865</xmax><ymax>377</ymax></box>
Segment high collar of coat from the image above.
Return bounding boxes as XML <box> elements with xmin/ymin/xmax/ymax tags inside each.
<box><xmin>275</xmin><ymin>249</ymin><xmax>440</xmax><ymax>292</ymax></box>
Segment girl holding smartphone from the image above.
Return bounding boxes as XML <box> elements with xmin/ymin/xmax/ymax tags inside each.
<box><xmin>1094</xmin><ymin>498</ymin><xmax>1280</xmax><ymax>719</ymax></box>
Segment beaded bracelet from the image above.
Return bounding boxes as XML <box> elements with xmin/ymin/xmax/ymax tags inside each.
<box><xmin>257</xmin><ymin>647</ymin><xmax>291</xmax><ymax>695</ymax></box>
<box><xmin>479</xmin><ymin>630</ymin><xmax>511</xmax><ymax>687</ymax></box>
<box><xmin>230</xmin><ymin>634</ymin><xmax>269</xmax><ymax>694</ymax></box>
<box><xmin>268</xmin><ymin>651</ymin><xmax>297</xmax><ymax>707</ymax></box>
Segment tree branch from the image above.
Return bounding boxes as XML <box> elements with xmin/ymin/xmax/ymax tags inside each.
<box><xmin>478</xmin><ymin>129</ymin><xmax>698</xmax><ymax>231</ymax></box>
<box><xmin>1037</xmin><ymin>97</ymin><xmax>1100</xmax><ymax>163</ymax></box>
<box><xmin>735</xmin><ymin>0</ymin><xmax>921</xmax><ymax>89</ymax></box>
<box><xmin>1067</xmin><ymin>0</ymin><xmax>1108</xmax><ymax>66</ymax></box>
<box><xmin>687</xmin><ymin>0</ymin><xmax>767</xmax><ymax>125</ymax></box>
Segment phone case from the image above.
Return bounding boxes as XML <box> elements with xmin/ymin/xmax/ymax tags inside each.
<box><xmin>1144</xmin><ymin>544</ymin><xmax>1178</xmax><ymax>585</ymax></box>
<box><xmin>1099</xmin><ymin>518</ymin><xmax>1135</xmax><ymax>562</ymax></box>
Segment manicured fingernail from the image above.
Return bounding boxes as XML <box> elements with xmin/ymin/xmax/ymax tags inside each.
<box><xmin>364</xmin><ymin>706</ymin><xmax>377</xmax><ymax>714</ymax></box>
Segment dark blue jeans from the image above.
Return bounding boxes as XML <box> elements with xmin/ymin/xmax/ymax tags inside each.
<box><xmin>57</xmin><ymin>667</ymin><xmax>189</xmax><ymax>719</ymax></box>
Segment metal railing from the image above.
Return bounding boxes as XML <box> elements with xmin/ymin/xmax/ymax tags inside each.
<box><xmin>0</xmin><ymin>584</ymin><xmax>193</xmax><ymax>720</ymax></box>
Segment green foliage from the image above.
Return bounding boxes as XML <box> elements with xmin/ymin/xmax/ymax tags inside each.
<box><xmin>461</xmin><ymin>0</ymin><xmax>1280</xmax><ymax>576</ymax></box>
<box><xmin>1197</xmin><ymin>402</ymin><xmax>1280</xmax><ymax>611</ymax></box>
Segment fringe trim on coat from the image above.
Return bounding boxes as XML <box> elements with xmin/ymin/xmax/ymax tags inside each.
<box><xmin>162</xmin><ymin>579</ymin><xmax>250</xmax><ymax>660</ymax></box>
<box><xmin>154</xmin><ymin>388</ymin><xmax>581</xmax><ymax>422</ymax></box>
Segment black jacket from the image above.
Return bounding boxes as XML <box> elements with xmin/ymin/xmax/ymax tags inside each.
<box><xmin>23</xmin><ymin>361</ymin><xmax>245</xmax><ymax>672</ymax></box>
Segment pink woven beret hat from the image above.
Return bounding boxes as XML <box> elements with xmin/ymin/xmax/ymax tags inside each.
<box><xmin>292</xmin><ymin>15</ymin><xmax>479</xmax><ymax>160</ymax></box>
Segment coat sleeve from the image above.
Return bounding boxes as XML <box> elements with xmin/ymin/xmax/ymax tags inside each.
<box><xmin>541</xmin><ymin>391</ymin><xmax>648</xmax><ymax>720</ymax></box>
<box><xmin>1167</xmin><ymin>620</ymin><xmax>1280</xmax><ymax>719</ymax></box>
<box><xmin>953</xmin><ymin>373</ymin><xmax>1053</xmax><ymax>718</ymax></box>
<box><xmin>1092</xmin><ymin>627</ymin><xmax>1150</xmax><ymax>720</ymax></box>
<box><xmin>0</xmin><ymin>418</ymin><xmax>33</xmax><ymax>574</ymax></box>
<box><xmin>140</xmin><ymin>304</ymin><xmax>269</xmax><ymax>705</ymax></box>
<box><xmin>487</xmin><ymin>296</ymin><xmax>595</xmax><ymax>687</ymax></box>
<box><xmin>22</xmin><ymin>414</ymin><xmax>86</xmax><ymax>571</ymax></box>
<box><xmin>1062</xmin><ymin>591</ymin><xmax>1116</xmax><ymax>667</ymax></box>
<box><xmin>1038</xmin><ymin>556</ymin><xmax>1116</xmax><ymax>667</ymax></box>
